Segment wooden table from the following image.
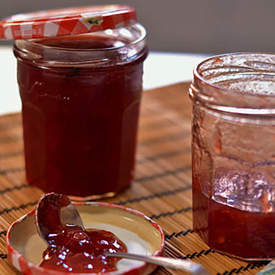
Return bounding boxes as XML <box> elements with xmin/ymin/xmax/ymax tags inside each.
<box><xmin>0</xmin><ymin>82</ymin><xmax>268</xmax><ymax>274</ymax></box>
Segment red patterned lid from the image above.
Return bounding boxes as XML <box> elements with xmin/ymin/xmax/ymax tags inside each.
<box><xmin>0</xmin><ymin>5</ymin><xmax>137</xmax><ymax>40</ymax></box>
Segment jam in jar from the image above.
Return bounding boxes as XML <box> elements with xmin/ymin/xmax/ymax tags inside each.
<box><xmin>13</xmin><ymin>21</ymin><xmax>147</xmax><ymax>200</ymax></box>
<box><xmin>190</xmin><ymin>53</ymin><xmax>275</xmax><ymax>260</ymax></box>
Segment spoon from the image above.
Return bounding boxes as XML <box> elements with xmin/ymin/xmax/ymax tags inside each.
<box><xmin>36</xmin><ymin>193</ymin><xmax>209</xmax><ymax>275</ymax></box>
<box><xmin>105</xmin><ymin>252</ymin><xmax>209</xmax><ymax>274</ymax></box>
<box><xmin>35</xmin><ymin>192</ymin><xmax>84</xmax><ymax>241</ymax></box>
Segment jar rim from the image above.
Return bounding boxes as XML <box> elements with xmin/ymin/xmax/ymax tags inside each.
<box><xmin>13</xmin><ymin>23</ymin><xmax>147</xmax><ymax>67</ymax></box>
<box><xmin>191</xmin><ymin>52</ymin><xmax>275</xmax><ymax>114</ymax></box>
<box><xmin>194</xmin><ymin>52</ymin><xmax>275</xmax><ymax>99</ymax></box>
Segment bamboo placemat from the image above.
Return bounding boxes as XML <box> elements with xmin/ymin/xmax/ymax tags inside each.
<box><xmin>0</xmin><ymin>82</ymin><xmax>268</xmax><ymax>275</ymax></box>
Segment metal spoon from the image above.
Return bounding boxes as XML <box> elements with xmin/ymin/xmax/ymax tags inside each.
<box><xmin>36</xmin><ymin>193</ymin><xmax>209</xmax><ymax>274</ymax></box>
<box><xmin>105</xmin><ymin>252</ymin><xmax>209</xmax><ymax>274</ymax></box>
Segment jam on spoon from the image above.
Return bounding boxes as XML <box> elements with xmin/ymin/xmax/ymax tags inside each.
<box><xmin>36</xmin><ymin>193</ymin><xmax>127</xmax><ymax>273</ymax></box>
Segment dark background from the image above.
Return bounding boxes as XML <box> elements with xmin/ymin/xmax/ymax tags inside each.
<box><xmin>1</xmin><ymin>0</ymin><xmax>274</xmax><ymax>54</ymax></box>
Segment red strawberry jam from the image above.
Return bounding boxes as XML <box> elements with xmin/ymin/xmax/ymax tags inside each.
<box><xmin>37</xmin><ymin>194</ymin><xmax>127</xmax><ymax>273</ymax></box>
<box><xmin>193</xmin><ymin>177</ymin><xmax>275</xmax><ymax>259</ymax></box>
<box><xmin>40</xmin><ymin>226</ymin><xmax>127</xmax><ymax>273</ymax></box>
<box><xmin>14</xmin><ymin>29</ymin><xmax>147</xmax><ymax>198</ymax></box>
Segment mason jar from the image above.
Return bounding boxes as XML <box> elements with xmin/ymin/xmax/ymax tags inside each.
<box><xmin>13</xmin><ymin>22</ymin><xmax>147</xmax><ymax>200</ymax></box>
<box><xmin>189</xmin><ymin>53</ymin><xmax>275</xmax><ymax>260</ymax></box>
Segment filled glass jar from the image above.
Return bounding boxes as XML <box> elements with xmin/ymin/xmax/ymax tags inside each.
<box><xmin>13</xmin><ymin>23</ymin><xmax>147</xmax><ymax>200</ymax></box>
<box><xmin>189</xmin><ymin>53</ymin><xmax>275</xmax><ymax>260</ymax></box>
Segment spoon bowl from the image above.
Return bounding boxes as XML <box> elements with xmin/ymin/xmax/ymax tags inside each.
<box><xmin>35</xmin><ymin>193</ymin><xmax>84</xmax><ymax>242</ymax></box>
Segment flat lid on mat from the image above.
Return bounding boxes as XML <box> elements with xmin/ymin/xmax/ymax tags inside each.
<box><xmin>0</xmin><ymin>5</ymin><xmax>137</xmax><ymax>40</ymax></box>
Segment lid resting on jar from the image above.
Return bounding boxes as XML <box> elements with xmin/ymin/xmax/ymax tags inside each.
<box><xmin>0</xmin><ymin>5</ymin><xmax>137</xmax><ymax>40</ymax></box>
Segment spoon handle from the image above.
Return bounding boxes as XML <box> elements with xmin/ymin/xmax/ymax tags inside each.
<box><xmin>105</xmin><ymin>252</ymin><xmax>209</xmax><ymax>274</ymax></box>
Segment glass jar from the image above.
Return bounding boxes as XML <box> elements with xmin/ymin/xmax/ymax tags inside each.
<box><xmin>189</xmin><ymin>53</ymin><xmax>275</xmax><ymax>260</ymax></box>
<box><xmin>13</xmin><ymin>23</ymin><xmax>147</xmax><ymax>200</ymax></box>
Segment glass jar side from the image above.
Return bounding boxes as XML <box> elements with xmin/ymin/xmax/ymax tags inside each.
<box><xmin>190</xmin><ymin>53</ymin><xmax>275</xmax><ymax>260</ymax></box>
<box><xmin>13</xmin><ymin>24</ymin><xmax>148</xmax><ymax>200</ymax></box>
